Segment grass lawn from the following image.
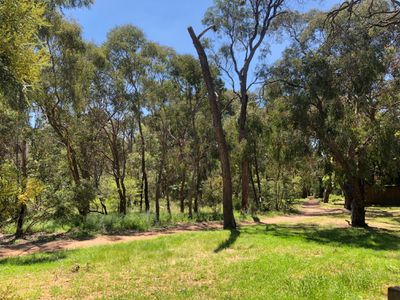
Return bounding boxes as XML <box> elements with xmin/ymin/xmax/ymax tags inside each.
<box><xmin>1</xmin><ymin>222</ymin><xmax>399</xmax><ymax>299</ymax></box>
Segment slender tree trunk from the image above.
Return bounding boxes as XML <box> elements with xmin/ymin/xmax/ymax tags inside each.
<box><xmin>15</xmin><ymin>139</ymin><xmax>27</xmax><ymax>238</ymax></box>
<box><xmin>166</xmin><ymin>190</ymin><xmax>171</xmax><ymax>218</ymax></box>
<box><xmin>137</xmin><ymin>112</ymin><xmax>149</xmax><ymax>212</ymax></box>
<box><xmin>188</xmin><ymin>26</ymin><xmax>236</xmax><ymax>229</ymax></box>
<box><xmin>238</xmin><ymin>92</ymin><xmax>249</xmax><ymax>212</ymax></box>
<box><xmin>155</xmin><ymin>137</ymin><xmax>166</xmax><ymax>223</ymax></box>
<box><xmin>194</xmin><ymin>166</ymin><xmax>200</xmax><ymax>214</ymax></box>
<box><xmin>115</xmin><ymin>176</ymin><xmax>127</xmax><ymax>215</ymax></box>
<box><xmin>249</xmin><ymin>166</ymin><xmax>258</xmax><ymax>212</ymax></box>
<box><xmin>179</xmin><ymin>171</ymin><xmax>186</xmax><ymax>213</ymax></box>
<box><xmin>189</xmin><ymin>169</ymin><xmax>195</xmax><ymax>219</ymax></box>
<box><xmin>318</xmin><ymin>177</ymin><xmax>324</xmax><ymax>198</ymax></box>
<box><xmin>253</xmin><ymin>140</ymin><xmax>262</xmax><ymax>209</ymax></box>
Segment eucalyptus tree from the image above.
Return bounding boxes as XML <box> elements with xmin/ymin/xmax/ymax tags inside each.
<box><xmin>89</xmin><ymin>46</ymin><xmax>131</xmax><ymax>215</ymax></box>
<box><xmin>170</xmin><ymin>54</ymin><xmax>208</xmax><ymax>217</ymax></box>
<box><xmin>188</xmin><ymin>27</ymin><xmax>236</xmax><ymax>229</ymax></box>
<box><xmin>203</xmin><ymin>0</ymin><xmax>286</xmax><ymax>211</ymax></box>
<box><xmin>267</xmin><ymin>5</ymin><xmax>400</xmax><ymax>226</ymax></box>
<box><xmin>39</xmin><ymin>18</ymin><xmax>98</xmax><ymax>217</ymax></box>
<box><xmin>144</xmin><ymin>44</ymin><xmax>175</xmax><ymax>222</ymax></box>
<box><xmin>105</xmin><ymin>25</ymin><xmax>152</xmax><ymax>212</ymax></box>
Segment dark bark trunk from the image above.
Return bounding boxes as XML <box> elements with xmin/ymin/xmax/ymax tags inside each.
<box><xmin>349</xmin><ymin>178</ymin><xmax>367</xmax><ymax>227</ymax></box>
<box><xmin>137</xmin><ymin>112</ymin><xmax>149</xmax><ymax>212</ymax></box>
<box><xmin>15</xmin><ymin>139</ymin><xmax>27</xmax><ymax>238</ymax></box>
<box><xmin>318</xmin><ymin>177</ymin><xmax>324</xmax><ymax>198</ymax></box>
<box><xmin>15</xmin><ymin>204</ymin><xmax>26</xmax><ymax>238</ymax></box>
<box><xmin>115</xmin><ymin>176</ymin><xmax>127</xmax><ymax>215</ymax></box>
<box><xmin>239</xmin><ymin>93</ymin><xmax>249</xmax><ymax>212</ymax></box>
<box><xmin>342</xmin><ymin>182</ymin><xmax>353</xmax><ymax>210</ymax></box>
<box><xmin>166</xmin><ymin>191</ymin><xmax>171</xmax><ymax>218</ymax></box>
<box><xmin>100</xmin><ymin>198</ymin><xmax>108</xmax><ymax>215</ymax></box>
<box><xmin>301</xmin><ymin>186</ymin><xmax>309</xmax><ymax>199</ymax></box>
<box><xmin>323</xmin><ymin>179</ymin><xmax>332</xmax><ymax>203</ymax></box>
<box><xmin>343</xmin><ymin>178</ymin><xmax>367</xmax><ymax>227</ymax></box>
<box><xmin>188</xmin><ymin>26</ymin><xmax>236</xmax><ymax>229</ymax></box>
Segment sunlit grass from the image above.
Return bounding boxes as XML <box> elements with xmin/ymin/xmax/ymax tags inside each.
<box><xmin>1</xmin><ymin>223</ymin><xmax>399</xmax><ymax>299</ymax></box>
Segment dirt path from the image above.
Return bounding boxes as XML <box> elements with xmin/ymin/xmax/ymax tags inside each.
<box><xmin>0</xmin><ymin>199</ymin><xmax>352</xmax><ymax>259</ymax></box>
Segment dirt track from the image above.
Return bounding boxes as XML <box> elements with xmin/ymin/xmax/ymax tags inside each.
<box><xmin>0</xmin><ymin>199</ymin><xmax>352</xmax><ymax>259</ymax></box>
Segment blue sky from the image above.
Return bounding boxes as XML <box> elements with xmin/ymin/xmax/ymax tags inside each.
<box><xmin>65</xmin><ymin>0</ymin><xmax>340</xmax><ymax>63</ymax></box>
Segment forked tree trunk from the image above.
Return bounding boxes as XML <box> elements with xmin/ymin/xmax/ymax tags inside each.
<box><xmin>188</xmin><ymin>26</ymin><xmax>236</xmax><ymax>229</ymax></box>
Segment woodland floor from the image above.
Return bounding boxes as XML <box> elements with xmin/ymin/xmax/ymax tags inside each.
<box><xmin>1</xmin><ymin>200</ymin><xmax>400</xmax><ymax>299</ymax></box>
<box><xmin>1</xmin><ymin>199</ymin><xmax>399</xmax><ymax>258</ymax></box>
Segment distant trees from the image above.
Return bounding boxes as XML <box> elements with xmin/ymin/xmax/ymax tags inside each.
<box><xmin>267</xmin><ymin>2</ymin><xmax>400</xmax><ymax>226</ymax></box>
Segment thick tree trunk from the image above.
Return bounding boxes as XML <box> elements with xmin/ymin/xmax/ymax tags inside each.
<box><xmin>15</xmin><ymin>204</ymin><xmax>26</xmax><ymax>238</ymax></box>
<box><xmin>188</xmin><ymin>26</ymin><xmax>236</xmax><ymax>229</ymax></box>
<box><xmin>349</xmin><ymin>178</ymin><xmax>367</xmax><ymax>227</ymax></box>
<box><xmin>323</xmin><ymin>179</ymin><xmax>332</xmax><ymax>203</ymax></box>
<box><xmin>342</xmin><ymin>182</ymin><xmax>353</xmax><ymax>210</ymax></box>
<box><xmin>343</xmin><ymin>178</ymin><xmax>367</xmax><ymax>227</ymax></box>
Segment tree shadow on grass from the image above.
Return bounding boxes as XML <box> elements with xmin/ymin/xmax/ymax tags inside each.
<box><xmin>260</xmin><ymin>224</ymin><xmax>400</xmax><ymax>251</ymax></box>
<box><xmin>0</xmin><ymin>251</ymin><xmax>67</xmax><ymax>266</ymax></box>
<box><xmin>214</xmin><ymin>229</ymin><xmax>241</xmax><ymax>253</ymax></box>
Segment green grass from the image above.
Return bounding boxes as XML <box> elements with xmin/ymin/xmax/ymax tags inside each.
<box><xmin>1</xmin><ymin>224</ymin><xmax>399</xmax><ymax>299</ymax></box>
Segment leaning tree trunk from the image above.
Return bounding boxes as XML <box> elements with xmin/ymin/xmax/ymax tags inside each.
<box><xmin>188</xmin><ymin>26</ymin><xmax>236</xmax><ymax>229</ymax></box>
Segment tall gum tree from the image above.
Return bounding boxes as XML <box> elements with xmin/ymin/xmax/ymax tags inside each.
<box><xmin>202</xmin><ymin>0</ymin><xmax>285</xmax><ymax>212</ymax></box>
<box><xmin>188</xmin><ymin>26</ymin><xmax>236</xmax><ymax>229</ymax></box>
<box><xmin>105</xmin><ymin>25</ymin><xmax>152</xmax><ymax>212</ymax></box>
